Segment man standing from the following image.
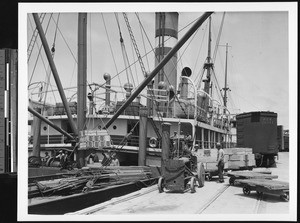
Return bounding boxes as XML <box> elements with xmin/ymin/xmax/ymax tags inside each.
<box><xmin>216</xmin><ymin>142</ymin><xmax>225</xmax><ymax>183</ymax></box>
<box><xmin>110</xmin><ymin>153</ymin><xmax>120</xmax><ymax>166</ymax></box>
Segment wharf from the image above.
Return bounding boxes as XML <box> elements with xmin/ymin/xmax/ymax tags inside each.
<box><xmin>67</xmin><ymin>152</ymin><xmax>290</xmax><ymax>218</ymax></box>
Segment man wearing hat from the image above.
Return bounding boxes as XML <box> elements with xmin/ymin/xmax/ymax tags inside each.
<box><xmin>56</xmin><ymin>150</ymin><xmax>65</xmax><ymax>167</ymax></box>
<box><xmin>216</xmin><ymin>142</ymin><xmax>225</xmax><ymax>183</ymax></box>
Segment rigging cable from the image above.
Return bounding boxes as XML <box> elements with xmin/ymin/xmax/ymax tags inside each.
<box><xmin>42</xmin><ymin>13</ymin><xmax>61</xmax><ymax>113</ymax></box>
<box><xmin>211</xmin><ymin>68</ymin><xmax>224</xmax><ymax>104</ymax></box>
<box><xmin>100</xmin><ymin>13</ymin><xmax>125</xmax><ymax>95</ymax></box>
<box><xmin>212</xmin><ymin>12</ymin><xmax>226</xmax><ymax>62</ymax></box>
<box><xmin>28</xmin><ymin>13</ymin><xmax>53</xmax><ymax>87</ymax></box>
<box><xmin>27</xmin><ymin>13</ymin><xmax>46</xmax><ymax>63</ymax></box>
<box><xmin>50</xmin><ymin>16</ymin><xmax>78</xmax><ymax>63</ymax></box>
<box><xmin>114</xmin><ymin>13</ymin><xmax>135</xmax><ymax>87</ymax></box>
<box><xmin>136</xmin><ymin>13</ymin><xmax>151</xmax><ymax>72</ymax></box>
<box><xmin>192</xmin><ymin>21</ymin><xmax>208</xmax><ymax>80</ymax></box>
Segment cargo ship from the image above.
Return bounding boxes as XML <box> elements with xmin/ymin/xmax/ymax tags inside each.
<box><xmin>27</xmin><ymin>11</ymin><xmax>260</xmax><ymax>214</ymax></box>
<box><xmin>28</xmin><ymin>12</ymin><xmax>235</xmax><ymax>169</ymax></box>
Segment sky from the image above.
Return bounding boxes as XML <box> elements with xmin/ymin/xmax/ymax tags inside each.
<box><xmin>26</xmin><ymin>3</ymin><xmax>293</xmax><ymax>130</ymax></box>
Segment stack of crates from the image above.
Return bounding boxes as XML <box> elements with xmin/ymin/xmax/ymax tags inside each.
<box><xmin>195</xmin><ymin>147</ymin><xmax>256</xmax><ymax>170</ymax></box>
<box><xmin>78</xmin><ymin>130</ymin><xmax>111</xmax><ymax>150</ymax></box>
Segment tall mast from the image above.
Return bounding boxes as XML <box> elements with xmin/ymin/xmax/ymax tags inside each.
<box><xmin>77</xmin><ymin>13</ymin><xmax>87</xmax><ymax>168</ymax></box>
<box><xmin>203</xmin><ymin>16</ymin><xmax>212</xmax><ymax>94</ymax></box>
<box><xmin>223</xmin><ymin>43</ymin><xmax>230</xmax><ymax>109</ymax></box>
<box><xmin>77</xmin><ymin>13</ymin><xmax>87</xmax><ymax>132</ymax></box>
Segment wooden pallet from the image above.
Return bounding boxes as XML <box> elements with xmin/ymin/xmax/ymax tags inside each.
<box><xmin>226</xmin><ymin>170</ymin><xmax>278</xmax><ymax>185</ymax></box>
<box><xmin>235</xmin><ymin>178</ymin><xmax>289</xmax><ymax>201</ymax></box>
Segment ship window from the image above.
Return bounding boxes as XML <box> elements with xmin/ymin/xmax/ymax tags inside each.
<box><xmin>43</xmin><ymin>126</ymin><xmax>47</xmax><ymax>131</ymax></box>
<box><xmin>251</xmin><ymin>112</ymin><xmax>260</xmax><ymax>122</ymax></box>
<box><xmin>113</xmin><ymin>125</ymin><xmax>117</xmax><ymax>130</ymax></box>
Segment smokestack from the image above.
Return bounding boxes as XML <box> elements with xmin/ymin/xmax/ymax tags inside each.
<box><xmin>154</xmin><ymin>12</ymin><xmax>179</xmax><ymax>92</ymax></box>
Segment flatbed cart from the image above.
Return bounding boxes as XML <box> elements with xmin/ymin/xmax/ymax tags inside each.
<box><xmin>235</xmin><ymin>178</ymin><xmax>289</xmax><ymax>201</ymax></box>
<box><xmin>157</xmin><ymin>158</ymin><xmax>205</xmax><ymax>193</ymax></box>
<box><xmin>204</xmin><ymin>168</ymin><xmax>219</xmax><ymax>181</ymax></box>
<box><xmin>201</xmin><ymin>162</ymin><xmax>219</xmax><ymax>181</ymax></box>
<box><xmin>226</xmin><ymin>170</ymin><xmax>278</xmax><ymax>186</ymax></box>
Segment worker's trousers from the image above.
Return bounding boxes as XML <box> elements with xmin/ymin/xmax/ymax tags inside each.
<box><xmin>218</xmin><ymin>160</ymin><xmax>224</xmax><ymax>182</ymax></box>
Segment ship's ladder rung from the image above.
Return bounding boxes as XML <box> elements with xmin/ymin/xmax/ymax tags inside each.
<box><xmin>27</xmin><ymin>13</ymin><xmax>46</xmax><ymax>62</ymax></box>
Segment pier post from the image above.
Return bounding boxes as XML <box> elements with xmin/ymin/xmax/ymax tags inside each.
<box><xmin>208</xmin><ymin>129</ymin><xmax>211</xmax><ymax>149</ymax></box>
<box><xmin>138</xmin><ymin>107</ymin><xmax>148</xmax><ymax>166</ymax></box>
<box><xmin>32</xmin><ymin>107</ymin><xmax>42</xmax><ymax>157</ymax></box>
<box><xmin>201</xmin><ymin>128</ymin><xmax>204</xmax><ymax>149</ymax></box>
<box><xmin>161</xmin><ymin>122</ymin><xmax>171</xmax><ymax>173</ymax></box>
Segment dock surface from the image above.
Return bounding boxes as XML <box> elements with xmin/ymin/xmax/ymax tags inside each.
<box><xmin>68</xmin><ymin>152</ymin><xmax>290</xmax><ymax>218</ymax></box>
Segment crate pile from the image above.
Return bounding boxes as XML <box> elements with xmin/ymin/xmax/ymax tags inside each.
<box><xmin>225</xmin><ymin>148</ymin><xmax>255</xmax><ymax>169</ymax></box>
<box><xmin>78</xmin><ymin>130</ymin><xmax>111</xmax><ymax>150</ymax></box>
<box><xmin>194</xmin><ymin>147</ymin><xmax>256</xmax><ymax>170</ymax></box>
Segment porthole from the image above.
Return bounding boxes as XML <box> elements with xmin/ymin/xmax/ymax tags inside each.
<box><xmin>113</xmin><ymin>125</ymin><xmax>117</xmax><ymax>130</ymax></box>
<box><xmin>43</xmin><ymin>126</ymin><xmax>47</xmax><ymax>131</ymax></box>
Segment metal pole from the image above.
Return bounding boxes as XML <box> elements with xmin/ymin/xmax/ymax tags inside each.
<box><xmin>32</xmin><ymin>13</ymin><xmax>78</xmax><ymax>135</ymax></box>
<box><xmin>104</xmin><ymin>12</ymin><xmax>213</xmax><ymax>129</ymax></box>
<box><xmin>77</xmin><ymin>13</ymin><xmax>87</xmax><ymax>132</ymax></box>
<box><xmin>138</xmin><ymin>107</ymin><xmax>148</xmax><ymax>166</ymax></box>
<box><xmin>28</xmin><ymin>106</ymin><xmax>75</xmax><ymax>140</ymax></box>
<box><xmin>223</xmin><ymin>43</ymin><xmax>229</xmax><ymax>108</ymax></box>
<box><xmin>161</xmin><ymin>122</ymin><xmax>171</xmax><ymax>173</ymax></box>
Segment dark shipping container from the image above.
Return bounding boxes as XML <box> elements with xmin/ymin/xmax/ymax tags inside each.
<box><xmin>236</xmin><ymin>111</ymin><xmax>278</xmax><ymax>167</ymax></box>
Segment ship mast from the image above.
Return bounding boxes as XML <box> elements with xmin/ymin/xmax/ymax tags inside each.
<box><xmin>203</xmin><ymin>16</ymin><xmax>213</xmax><ymax>94</ymax></box>
<box><xmin>222</xmin><ymin>43</ymin><xmax>230</xmax><ymax>112</ymax></box>
<box><xmin>77</xmin><ymin>13</ymin><xmax>88</xmax><ymax>168</ymax></box>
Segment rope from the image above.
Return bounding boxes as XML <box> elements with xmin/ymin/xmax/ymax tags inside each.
<box><xmin>213</xmin><ymin>12</ymin><xmax>226</xmax><ymax>62</ymax></box>
<box><xmin>28</xmin><ymin>13</ymin><xmax>53</xmax><ymax>87</ymax></box>
<box><xmin>101</xmin><ymin>13</ymin><xmax>124</xmax><ymax>95</ymax></box>
<box><xmin>41</xmin><ymin>13</ymin><xmax>60</xmax><ymax>112</ymax></box>
<box><xmin>192</xmin><ymin>22</ymin><xmax>208</xmax><ymax>81</ymax></box>
<box><xmin>136</xmin><ymin>13</ymin><xmax>151</xmax><ymax>72</ymax></box>
<box><xmin>50</xmin><ymin>15</ymin><xmax>77</xmax><ymax>63</ymax></box>
<box><xmin>115</xmin><ymin>13</ymin><xmax>131</xmax><ymax>85</ymax></box>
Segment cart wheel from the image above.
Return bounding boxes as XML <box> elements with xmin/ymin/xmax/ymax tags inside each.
<box><xmin>243</xmin><ymin>186</ymin><xmax>251</xmax><ymax>195</ymax></box>
<box><xmin>157</xmin><ymin>177</ymin><xmax>164</xmax><ymax>193</ymax></box>
<box><xmin>207</xmin><ymin>174</ymin><xmax>212</xmax><ymax>181</ymax></box>
<box><xmin>229</xmin><ymin>177</ymin><xmax>235</xmax><ymax>186</ymax></box>
<box><xmin>256</xmin><ymin>191</ymin><xmax>263</xmax><ymax>197</ymax></box>
<box><xmin>280</xmin><ymin>193</ymin><xmax>289</xmax><ymax>202</ymax></box>
<box><xmin>190</xmin><ymin>177</ymin><xmax>196</xmax><ymax>193</ymax></box>
<box><xmin>197</xmin><ymin>162</ymin><xmax>205</xmax><ymax>187</ymax></box>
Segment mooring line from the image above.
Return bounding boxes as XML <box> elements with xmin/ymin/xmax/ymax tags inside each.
<box><xmin>195</xmin><ymin>184</ymin><xmax>230</xmax><ymax>214</ymax></box>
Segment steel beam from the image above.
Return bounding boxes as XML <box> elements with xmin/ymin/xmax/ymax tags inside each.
<box><xmin>28</xmin><ymin>106</ymin><xmax>74</xmax><ymax>140</ymax></box>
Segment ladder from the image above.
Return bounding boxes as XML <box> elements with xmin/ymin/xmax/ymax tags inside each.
<box><xmin>27</xmin><ymin>13</ymin><xmax>46</xmax><ymax>63</ymax></box>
